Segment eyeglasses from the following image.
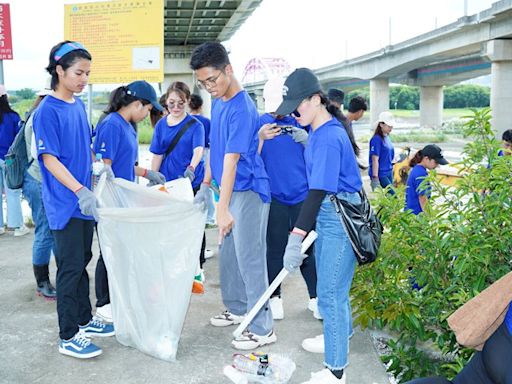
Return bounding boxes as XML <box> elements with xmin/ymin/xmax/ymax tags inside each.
<box><xmin>167</xmin><ymin>100</ymin><xmax>185</xmax><ymax>109</ymax></box>
<box><xmin>196</xmin><ymin>70</ymin><xmax>224</xmax><ymax>89</ymax></box>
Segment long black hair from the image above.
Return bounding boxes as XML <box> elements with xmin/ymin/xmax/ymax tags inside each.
<box><xmin>46</xmin><ymin>40</ymin><xmax>92</xmax><ymax>90</ymax></box>
<box><xmin>104</xmin><ymin>86</ymin><xmax>150</xmax><ymax>114</ymax></box>
<box><xmin>318</xmin><ymin>92</ymin><xmax>360</xmax><ymax>157</ymax></box>
<box><xmin>0</xmin><ymin>95</ymin><xmax>19</xmax><ymax>124</ymax></box>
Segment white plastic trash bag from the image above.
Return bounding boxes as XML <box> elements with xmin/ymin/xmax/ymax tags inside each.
<box><xmin>95</xmin><ymin>177</ymin><xmax>205</xmax><ymax>361</ymax></box>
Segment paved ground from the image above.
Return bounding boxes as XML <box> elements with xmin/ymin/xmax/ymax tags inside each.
<box><xmin>1</xmin><ymin>225</ymin><xmax>390</xmax><ymax>384</ymax></box>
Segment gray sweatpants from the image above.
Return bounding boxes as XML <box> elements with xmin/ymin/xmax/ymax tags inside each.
<box><xmin>219</xmin><ymin>190</ymin><xmax>273</xmax><ymax>336</ymax></box>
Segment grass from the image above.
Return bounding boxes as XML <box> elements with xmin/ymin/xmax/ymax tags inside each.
<box><xmin>389</xmin><ymin>108</ymin><xmax>484</xmax><ymax>120</ymax></box>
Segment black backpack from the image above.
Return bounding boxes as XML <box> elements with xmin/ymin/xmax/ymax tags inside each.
<box><xmin>4</xmin><ymin>119</ymin><xmax>33</xmax><ymax>189</ymax></box>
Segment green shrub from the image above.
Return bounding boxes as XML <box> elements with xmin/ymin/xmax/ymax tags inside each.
<box><xmin>137</xmin><ymin>117</ymin><xmax>154</xmax><ymax>144</ymax></box>
<box><xmin>391</xmin><ymin>132</ymin><xmax>447</xmax><ymax>143</ymax></box>
<box><xmin>351</xmin><ymin>108</ymin><xmax>512</xmax><ymax>382</ymax></box>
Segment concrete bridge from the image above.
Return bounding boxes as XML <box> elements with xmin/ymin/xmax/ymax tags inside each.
<box><xmin>245</xmin><ymin>0</ymin><xmax>512</xmax><ymax>136</ymax></box>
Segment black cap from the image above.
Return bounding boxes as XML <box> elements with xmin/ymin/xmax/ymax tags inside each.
<box><xmin>275</xmin><ymin>68</ymin><xmax>321</xmax><ymax>116</ymax></box>
<box><xmin>328</xmin><ymin>88</ymin><xmax>345</xmax><ymax>105</ymax></box>
<box><xmin>421</xmin><ymin>144</ymin><xmax>448</xmax><ymax>165</ymax></box>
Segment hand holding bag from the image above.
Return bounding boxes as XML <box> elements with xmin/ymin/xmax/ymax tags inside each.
<box><xmin>330</xmin><ymin>189</ymin><xmax>383</xmax><ymax>265</ymax></box>
<box><xmin>447</xmin><ymin>271</ymin><xmax>512</xmax><ymax>351</ymax></box>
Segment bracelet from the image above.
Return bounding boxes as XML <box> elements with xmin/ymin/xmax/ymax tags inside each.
<box><xmin>188</xmin><ymin>165</ymin><xmax>195</xmax><ymax>171</ymax></box>
<box><xmin>142</xmin><ymin>169</ymin><xmax>148</xmax><ymax>177</ymax></box>
<box><xmin>202</xmin><ymin>181</ymin><xmax>211</xmax><ymax>187</ymax></box>
<box><xmin>291</xmin><ymin>229</ymin><xmax>306</xmax><ymax>237</ymax></box>
<box><xmin>74</xmin><ymin>186</ymin><xmax>84</xmax><ymax>194</ymax></box>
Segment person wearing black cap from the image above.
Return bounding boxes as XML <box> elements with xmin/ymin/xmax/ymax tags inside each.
<box><xmin>277</xmin><ymin>68</ymin><xmax>363</xmax><ymax>384</ymax></box>
<box><xmin>327</xmin><ymin>88</ymin><xmax>345</xmax><ymax>110</ymax></box>
<box><xmin>405</xmin><ymin>144</ymin><xmax>448</xmax><ymax>215</ymax></box>
<box><xmin>189</xmin><ymin>42</ymin><xmax>274</xmax><ymax>350</ymax></box>
<box><xmin>92</xmin><ymin>80</ymin><xmax>165</xmax><ymax>323</ymax></box>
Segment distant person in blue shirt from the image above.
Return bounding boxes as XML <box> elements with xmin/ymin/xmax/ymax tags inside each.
<box><xmin>370</xmin><ymin>111</ymin><xmax>396</xmax><ymax>193</ymax></box>
<box><xmin>150</xmin><ymin>81</ymin><xmax>207</xmax><ymax>292</ymax></box>
<box><xmin>0</xmin><ymin>84</ymin><xmax>27</xmax><ymax>236</ymax></box>
<box><xmin>405</xmin><ymin>144</ymin><xmax>448</xmax><ymax>215</ymax></box>
<box><xmin>92</xmin><ymin>80</ymin><xmax>165</xmax><ymax>322</ymax></box>
<box><xmin>278</xmin><ymin>68</ymin><xmax>363</xmax><ymax>384</ymax></box>
<box><xmin>190</xmin><ymin>41</ymin><xmax>274</xmax><ymax>350</ymax></box>
<box><xmin>499</xmin><ymin>129</ymin><xmax>512</xmax><ymax>157</ymax></box>
<box><xmin>189</xmin><ymin>93</ymin><xmax>216</xmax><ymax>227</ymax></box>
<box><xmin>258</xmin><ymin>76</ymin><xmax>319</xmax><ymax>322</ymax></box>
<box><xmin>33</xmin><ymin>40</ymin><xmax>113</xmax><ymax>360</ymax></box>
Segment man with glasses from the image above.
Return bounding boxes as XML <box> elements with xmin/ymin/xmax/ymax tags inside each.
<box><xmin>190</xmin><ymin>42</ymin><xmax>275</xmax><ymax>350</ymax></box>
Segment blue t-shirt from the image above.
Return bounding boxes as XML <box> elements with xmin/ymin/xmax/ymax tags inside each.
<box><xmin>33</xmin><ymin>96</ymin><xmax>93</xmax><ymax>230</ymax></box>
<box><xmin>304</xmin><ymin>117</ymin><xmax>362</xmax><ymax>193</ymax></box>
<box><xmin>369</xmin><ymin>134</ymin><xmax>395</xmax><ymax>177</ymax></box>
<box><xmin>192</xmin><ymin>114</ymin><xmax>211</xmax><ymax>148</ymax></box>
<box><xmin>93</xmin><ymin>112</ymin><xmax>137</xmax><ymax>182</ymax></box>
<box><xmin>505</xmin><ymin>301</ymin><xmax>512</xmax><ymax>334</ymax></box>
<box><xmin>150</xmin><ymin>113</ymin><xmax>205</xmax><ymax>189</ymax></box>
<box><xmin>210</xmin><ymin>90</ymin><xmax>270</xmax><ymax>203</ymax></box>
<box><xmin>0</xmin><ymin>112</ymin><xmax>21</xmax><ymax>160</ymax></box>
<box><xmin>259</xmin><ymin>113</ymin><xmax>308</xmax><ymax>205</ymax></box>
<box><xmin>405</xmin><ymin>164</ymin><xmax>430</xmax><ymax>215</ymax></box>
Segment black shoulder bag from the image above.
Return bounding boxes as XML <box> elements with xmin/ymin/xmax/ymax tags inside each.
<box><xmin>164</xmin><ymin>119</ymin><xmax>195</xmax><ymax>158</ymax></box>
<box><xmin>330</xmin><ymin>189</ymin><xmax>383</xmax><ymax>265</ymax></box>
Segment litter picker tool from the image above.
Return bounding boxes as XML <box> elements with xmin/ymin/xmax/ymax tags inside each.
<box><xmin>233</xmin><ymin>230</ymin><xmax>318</xmax><ymax>338</ymax></box>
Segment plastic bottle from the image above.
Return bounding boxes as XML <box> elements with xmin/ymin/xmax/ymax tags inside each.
<box><xmin>211</xmin><ymin>179</ymin><xmax>220</xmax><ymax>202</ymax></box>
<box><xmin>92</xmin><ymin>153</ymin><xmax>105</xmax><ymax>190</ymax></box>
<box><xmin>232</xmin><ymin>354</ymin><xmax>272</xmax><ymax>376</ymax></box>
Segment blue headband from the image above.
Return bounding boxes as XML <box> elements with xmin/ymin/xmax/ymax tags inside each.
<box><xmin>54</xmin><ymin>42</ymin><xmax>88</xmax><ymax>62</ymax></box>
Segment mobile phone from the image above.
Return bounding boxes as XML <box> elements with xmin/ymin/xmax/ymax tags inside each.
<box><xmin>279</xmin><ymin>125</ymin><xmax>295</xmax><ymax>134</ymax></box>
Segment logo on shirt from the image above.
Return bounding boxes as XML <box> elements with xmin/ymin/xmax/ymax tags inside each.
<box><xmin>282</xmin><ymin>85</ymin><xmax>288</xmax><ymax>97</ymax></box>
<box><xmin>38</xmin><ymin>139</ymin><xmax>45</xmax><ymax>150</ymax></box>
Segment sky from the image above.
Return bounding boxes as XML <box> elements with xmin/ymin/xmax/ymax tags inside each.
<box><xmin>2</xmin><ymin>0</ymin><xmax>495</xmax><ymax>91</ymax></box>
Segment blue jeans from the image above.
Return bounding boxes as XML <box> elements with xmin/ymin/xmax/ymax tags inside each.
<box><xmin>316</xmin><ymin>192</ymin><xmax>359</xmax><ymax>370</ymax></box>
<box><xmin>23</xmin><ymin>171</ymin><xmax>54</xmax><ymax>265</ymax></box>
<box><xmin>0</xmin><ymin>159</ymin><xmax>24</xmax><ymax>228</ymax></box>
<box><xmin>379</xmin><ymin>171</ymin><xmax>395</xmax><ymax>195</ymax></box>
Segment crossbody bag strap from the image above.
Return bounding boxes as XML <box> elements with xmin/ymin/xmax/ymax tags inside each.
<box><xmin>165</xmin><ymin>118</ymin><xmax>195</xmax><ymax>158</ymax></box>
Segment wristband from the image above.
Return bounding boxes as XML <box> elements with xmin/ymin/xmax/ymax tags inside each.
<box><xmin>74</xmin><ymin>186</ymin><xmax>84</xmax><ymax>194</ymax></box>
<box><xmin>202</xmin><ymin>181</ymin><xmax>211</xmax><ymax>187</ymax></box>
<box><xmin>187</xmin><ymin>165</ymin><xmax>195</xmax><ymax>171</ymax></box>
<box><xmin>142</xmin><ymin>169</ymin><xmax>148</xmax><ymax>177</ymax></box>
<box><xmin>291</xmin><ymin>229</ymin><xmax>306</xmax><ymax>237</ymax></box>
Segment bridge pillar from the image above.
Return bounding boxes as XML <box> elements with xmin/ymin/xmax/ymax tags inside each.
<box><xmin>420</xmin><ymin>86</ymin><xmax>443</xmax><ymax>128</ymax></box>
<box><xmin>486</xmin><ymin>39</ymin><xmax>512</xmax><ymax>138</ymax></box>
<box><xmin>164</xmin><ymin>45</ymin><xmax>211</xmax><ymax>117</ymax></box>
<box><xmin>370</xmin><ymin>78</ymin><xmax>389</xmax><ymax>125</ymax></box>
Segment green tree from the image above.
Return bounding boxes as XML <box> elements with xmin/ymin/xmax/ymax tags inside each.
<box><xmin>351</xmin><ymin>108</ymin><xmax>512</xmax><ymax>382</ymax></box>
<box><xmin>16</xmin><ymin>88</ymin><xmax>36</xmax><ymax>100</ymax></box>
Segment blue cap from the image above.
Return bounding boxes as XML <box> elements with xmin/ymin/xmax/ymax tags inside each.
<box><xmin>126</xmin><ymin>80</ymin><xmax>163</xmax><ymax>112</ymax></box>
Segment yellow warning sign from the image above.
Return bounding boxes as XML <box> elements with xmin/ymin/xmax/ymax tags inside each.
<box><xmin>64</xmin><ymin>0</ymin><xmax>164</xmax><ymax>84</ymax></box>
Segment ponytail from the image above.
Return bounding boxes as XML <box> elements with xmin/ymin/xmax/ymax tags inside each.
<box><xmin>318</xmin><ymin>92</ymin><xmax>360</xmax><ymax>157</ymax></box>
<box><xmin>409</xmin><ymin>150</ymin><xmax>424</xmax><ymax>167</ymax></box>
<box><xmin>104</xmin><ymin>86</ymin><xmax>148</xmax><ymax>114</ymax></box>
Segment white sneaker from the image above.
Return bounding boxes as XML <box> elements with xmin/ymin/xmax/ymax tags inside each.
<box><xmin>301</xmin><ymin>368</ymin><xmax>346</xmax><ymax>384</ymax></box>
<box><xmin>231</xmin><ymin>329</ymin><xmax>277</xmax><ymax>350</ymax></box>
<box><xmin>210</xmin><ymin>310</ymin><xmax>244</xmax><ymax>327</ymax></box>
<box><xmin>302</xmin><ymin>334</ymin><xmax>324</xmax><ymax>354</ymax></box>
<box><xmin>0</xmin><ymin>227</ymin><xmax>5</xmax><ymax>235</ymax></box>
<box><xmin>308</xmin><ymin>298</ymin><xmax>323</xmax><ymax>320</ymax></box>
<box><xmin>14</xmin><ymin>226</ymin><xmax>30</xmax><ymax>237</ymax></box>
<box><xmin>95</xmin><ymin>303</ymin><xmax>113</xmax><ymax>323</ymax></box>
<box><xmin>270</xmin><ymin>296</ymin><xmax>284</xmax><ymax>320</ymax></box>
<box><xmin>204</xmin><ymin>249</ymin><xmax>215</xmax><ymax>259</ymax></box>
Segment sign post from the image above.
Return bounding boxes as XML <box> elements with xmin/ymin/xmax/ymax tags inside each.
<box><xmin>64</xmin><ymin>0</ymin><xmax>164</xmax><ymax>123</ymax></box>
<box><xmin>0</xmin><ymin>3</ymin><xmax>14</xmax><ymax>85</ymax></box>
